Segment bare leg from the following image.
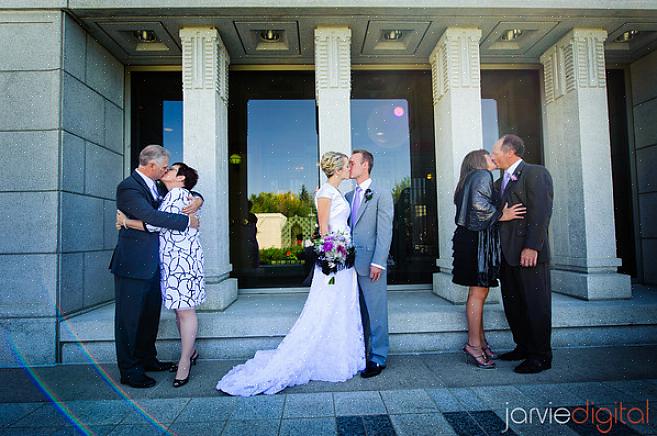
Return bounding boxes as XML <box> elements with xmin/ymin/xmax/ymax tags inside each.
<box><xmin>466</xmin><ymin>286</ymin><xmax>490</xmax><ymax>347</ymax></box>
<box><xmin>175</xmin><ymin>308</ymin><xmax>198</xmax><ymax>380</ymax></box>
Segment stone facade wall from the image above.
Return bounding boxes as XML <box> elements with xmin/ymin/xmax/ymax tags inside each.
<box><xmin>0</xmin><ymin>11</ymin><xmax>124</xmax><ymax>366</ymax></box>
<box><xmin>59</xmin><ymin>14</ymin><xmax>124</xmax><ymax>315</ymax></box>
<box><xmin>631</xmin><ymin>50</ymin><xmax>657</xmax><ymax>285</ymax></box>
<box><xmin>0</xmin><ymin>10</ymin><xmax>62</xmax><ymax>367</ymax></box>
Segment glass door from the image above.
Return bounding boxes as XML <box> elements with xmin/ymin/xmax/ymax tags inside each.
<box><xmin>351</xmin><ymin>70</ymin><xmax>437</xmax><ymax>284</ymax></box>
<box><xmin>229</xmin><ymin>71</ymin><xmax>319</xmax><ymax>288</ymax></box>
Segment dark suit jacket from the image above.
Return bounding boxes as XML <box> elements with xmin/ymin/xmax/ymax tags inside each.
<box><xmin>495</xmin><ymin>161</ymin><xmax>554</xmax><ymax>267</ymax></box>
<box><xmin>109</xmin><ymin>171</ymin><xmax>189</xmax><ymax>280</ymax></box>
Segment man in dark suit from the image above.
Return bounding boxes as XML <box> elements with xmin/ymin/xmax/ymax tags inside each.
<box><xmin>491</xmin><ymin>134</ymin><xmax>554</xmax><ymax>374</ymax></box>
<box><xmin>110</xmin><ymin>145</ymin><xmax>200</xmax><ymax>388</ymax></box>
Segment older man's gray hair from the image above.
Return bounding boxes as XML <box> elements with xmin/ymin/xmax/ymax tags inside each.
<box><xmin>139</xmin><ymin>144</ymin><xmax>170</xmax><ymax>166</ymax></box>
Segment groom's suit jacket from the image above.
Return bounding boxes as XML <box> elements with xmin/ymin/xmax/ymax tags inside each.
<box><xmin>109</xmin><ymin>171</ymin><xmax>189</xmax><ymax>280</ymax></box>
<box><xmin>346</xmin><ymin>182</ymin><xmax>394</xmax><ymax>277</ymax></box>
<box><xmin>495</xmin><ymin>161</ymin><xmax>553</xmax><ymax>266</ymax></box>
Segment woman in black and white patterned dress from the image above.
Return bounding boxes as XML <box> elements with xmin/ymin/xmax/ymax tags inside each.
<box><xmin>117</xmin><ymin>163</ymin><xmax>205</xmax><ymax>388</ymax></box>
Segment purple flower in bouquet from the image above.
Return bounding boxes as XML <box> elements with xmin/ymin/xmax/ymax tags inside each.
<box><xmin>313</xmin><ymin>230</ymin><xmax>355</xmax><ymax>285</ymax></box>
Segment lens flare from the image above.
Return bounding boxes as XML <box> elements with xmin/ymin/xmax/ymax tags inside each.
<box><xmin>7</xmin><ymin>307</ymin><xmax>170</xmax><ymax>433</ymax></box>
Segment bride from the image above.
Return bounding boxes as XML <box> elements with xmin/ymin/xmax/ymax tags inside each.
<box><xmin>216</xmin><ymin>152</ymin><xmax>365</xmax><ymax>396</ymax></box>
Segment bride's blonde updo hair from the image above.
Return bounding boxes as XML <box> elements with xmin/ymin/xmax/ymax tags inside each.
<box><xmin>320</xmin><ymin>151</ymin><xmax>348</xmax><ymax>178</ymax></box>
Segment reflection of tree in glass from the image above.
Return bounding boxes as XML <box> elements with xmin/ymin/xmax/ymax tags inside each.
<box><xmin>299</xmin><ymin>184</ymin><xmax>311</xmax><ymax>205</ymax></box>
<box><xmin>392</xmin><ymin>177</ymin><xmax>411</xmax><ymax>203</ymax></box>
<box><xmin>249</xmin><ymin>184</ymin><xmax>316</xmax><ymax>217</ymax></box>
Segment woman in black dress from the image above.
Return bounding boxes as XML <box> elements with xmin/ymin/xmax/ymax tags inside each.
<box><xmin>453</xmin><ymin>150</ymin><xmax>525</xmax><ymax>369</ymax></box>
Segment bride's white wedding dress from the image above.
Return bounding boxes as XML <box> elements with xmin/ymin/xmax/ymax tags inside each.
<box><xmin>216</xmin><ymin>183</ymin><xmax>365</xmax><ymax>396</ymax></box>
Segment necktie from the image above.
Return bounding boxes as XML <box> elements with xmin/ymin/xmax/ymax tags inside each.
<box><xmin>351</xmin><ymin>186</ymin><xmax>362</xmax><ymax>227</ymax></box>
<box><xmin>151</xmin><ymin>183</ymin><xmax>160</xmax><ymax>201</ymax></box>
<box><xmin>501</xmin><ymin>172</ymin><xmax>511</xmax><ymax>192</ymax></box>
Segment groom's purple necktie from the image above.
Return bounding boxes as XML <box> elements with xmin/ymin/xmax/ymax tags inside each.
<box><xmin>351</xmin><ymin>186</ymin><xmax>362</xmax><ymax>228</ymax></box>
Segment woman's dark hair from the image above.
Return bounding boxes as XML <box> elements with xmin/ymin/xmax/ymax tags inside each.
<box><xmin>172</xmin><ymin>162</ymin><xmax>199</xmax><ymax>190</ymax></box>
<box><xmin>454</xmin><ymin>149</ymin><xmax>489</xmax><ymax>203</ymax></box>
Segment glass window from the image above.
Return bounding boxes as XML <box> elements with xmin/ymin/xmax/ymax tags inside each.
<box><xmin>247</xmin><ymin>100</ymin><xmax>319</xmax><ymax>197</ymax></box>
<box><xmin>351</xmin><ymin>71</ymin><xmax>437</xmax><ymax>285</ymax></box>
<box><xmin>480</xmin><ymin>70</ymin><xmax>543</xmax><ymax>164</ymax></box>
<box><xmin>163</xmin><ymin>100</ymin><xmax>183</xmax><ymax>164</ymax></box>
<box><xmin>481</xmin><ymin>99</ymin><xmax>500</xmax><ymax>153</ymax></box>
<box><xmin>351</xmin><ymin>99</ymin><xmax>411</xmax><ymax>193</ymax></box>
<box><xmin>130</xmin><ymin>72</ymin><xmax>182</xmax><ymax>169</ymax></box>
<box><xmin>229</xmin><ymin>71</ymin><xmax>318</xmax><ymax>288</ymax></box>
<box><xmin>245</xmin><ymin>99</ymin><xmax>319</xmax><ymax>277</ymax></box>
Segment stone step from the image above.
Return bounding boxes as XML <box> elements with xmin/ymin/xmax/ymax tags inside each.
<box><xmin>59</xmin><ymin>287</ymin><xmax>657</xmax><ymax>364</ymax></box>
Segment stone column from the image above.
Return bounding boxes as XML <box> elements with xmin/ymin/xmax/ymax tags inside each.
<box><xmin>180</xmin><ymin>27</ymin><xmax>237</xmax><ymax>310</ymax></box>
<box><xmin>314</xmin><ymin>27</ymin><xmax>352</xmax><ymax>190</ymax></box>
<box><xmin>430</xmin><ymin>28</ymin><xmax>500</xmax><ymax>303</ymax></box>
<box><xmin>540</xmin><ymin>29</ymin><xmax>631</xmax><ymax>300</ymax></box>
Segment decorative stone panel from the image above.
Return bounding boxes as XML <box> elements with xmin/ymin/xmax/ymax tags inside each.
<box><xmin>180</xmin><ymin>27</ymin><xmax>230</xmax><ymax>101</ymax></box>
<box><xmin>541</xmin><ymin>28</ymin><xmax>607</xmax><ymax>104</ymax></box>
<box><xmin>314</xmin><ymin>27</ymin><xmax>351</xmax><ymax>100</ymax></box>
<box><xmin>429</xmin><ymin>28</ymin><xmax>481</xmax><ymax>105</ymax></box>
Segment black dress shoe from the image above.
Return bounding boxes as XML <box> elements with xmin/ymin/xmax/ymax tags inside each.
<box><xmin>143</xmin><ymin>360</ymin><xmax>174</xmax><ymax>372</ymax></box>
<box><xmin>499</xmin><ymin>348</ymin><xmax>528</xmax><ymax>361</ymax></box>
<box><xmin>360</xmin><ymin>361</ymin><xmax>386</xmax><ymax>379</ymax></box>
<box><xmin>514</xmin><ymin>358</ymin><xmax>552</xmax><ymax>374</ymax></box>
<box><xmin>120</xmin><ymin>374</ymin><xmax>156</xmax><ymax>388</ymax></box>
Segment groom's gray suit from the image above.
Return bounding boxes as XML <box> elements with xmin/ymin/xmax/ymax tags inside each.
<box><xmin>346</xmin><ymin>181</ymin><xmax>394</xmax><ymax>366</ymax></box>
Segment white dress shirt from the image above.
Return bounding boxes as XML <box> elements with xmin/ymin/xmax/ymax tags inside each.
<box><xmin>505</xmin><ymin>159</ymin><xmax>523</xmax><ymax>179</ymax></box>
<box><xmin>135</xmin><ymin>169</ymin><xmax>160</xmax><ymax>201</ymax></box>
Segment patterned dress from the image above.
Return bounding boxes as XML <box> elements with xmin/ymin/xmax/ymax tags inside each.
<box><xmin>148</xmin><ymin>187</ymin><xmax>206</xmax><ymax>310</ymax></box>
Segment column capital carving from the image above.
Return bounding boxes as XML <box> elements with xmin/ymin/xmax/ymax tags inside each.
<box><xmin>314</xmin><ymin>26</ymin><xmax>351</xmax><ymax>102</ymax></box>
<box><xmin>540</xmin><ymin>28</ymin><xmax>607</xmax><ymax>104</ymax></box>
<box><xmin>429</xmin><ymin>27</ymin><xmax>482</xmax><ymax>105</ymax></box>
<box><xmin>180</xmin><ymin>27</ymin><xmax>230</xmax><ymax>101</ymax></box>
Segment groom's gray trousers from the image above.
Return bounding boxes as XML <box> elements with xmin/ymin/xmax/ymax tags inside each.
<box><xmin>357</xmin><ymin>271</ymin><xmax>389</xmax><ymax>366</ymax></box>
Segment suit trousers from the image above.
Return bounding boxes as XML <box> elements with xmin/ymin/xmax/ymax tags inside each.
<box><xmin>357</xmin><ymin>271</ymin><xmax>389</xmax><ymax>366</ymax></box>
<box><xmin>499</xmin><ymin>257</ymin><xmax>552</xmax><ymax>361</ymax></box>
<box><xmin>114</xmin><ymin>274</ymin><xmax>162</xmax><ymax>378</ymax></box>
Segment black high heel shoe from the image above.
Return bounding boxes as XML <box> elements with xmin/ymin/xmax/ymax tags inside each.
<box><xmin>169</xmin><ymin>350</ymin><xmax>199</xmax><ymax>373</ymax></box>
<box><xmin>172</xmin><ymin>351</ymin><xmax>199</xmax><ymax>388</ymax></box>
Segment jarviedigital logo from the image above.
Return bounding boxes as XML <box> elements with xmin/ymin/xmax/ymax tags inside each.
<box><xmin>502</xmin><ymin>400</ymin><xmax>650</xmax><ymax>434</ymax></box>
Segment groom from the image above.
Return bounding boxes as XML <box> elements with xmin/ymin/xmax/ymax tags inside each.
<box><xmin>346</xmin><ymin>150</ymin><xmax>394</xmax><ymax>378</ymax></box>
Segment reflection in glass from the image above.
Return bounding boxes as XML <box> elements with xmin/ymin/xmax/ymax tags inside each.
<box><xmin>481</xmin><ymin>99</ymin><xmax>499</xmax><ymax>152</ymax></box>
<box><xmin>480</xmin><ymin>70</ymin><xmax>543</xmax><ymax>164</ymax></box>
<box><xmin>163</xmin><ymin>100</ymin><xmax>183</xmax><ymax>164</ymax></box>
<box><xmin>351</xmin><ymin>98</ymin><xmax>436</xmax><ymax>283</ymax></box>
<box><xmin>245</xmin><ymin>100</ymin><xmax>319</xmax><ymax>274</ymax></box>
<box><xmin>351</xmin><ymin>99</ymin><xmax>411</xmax><ymax>193</ymax></box>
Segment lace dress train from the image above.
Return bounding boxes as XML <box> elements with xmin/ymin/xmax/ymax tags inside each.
<box><xmin>216</xmin><ymin>183</ymin><xmax>365</xmax><ymax>396</ymax></box>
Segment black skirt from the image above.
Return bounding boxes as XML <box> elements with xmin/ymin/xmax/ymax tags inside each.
<box><xmin>452</xmin><ymin>225</ymin><xmax>499</xmax><ymax>288</ymax></box>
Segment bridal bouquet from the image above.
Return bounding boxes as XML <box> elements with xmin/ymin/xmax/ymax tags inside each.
<box><xmin>314</xmin><ymin>230</ymin><xmax>355</xmax><ymax>285</ymax></box>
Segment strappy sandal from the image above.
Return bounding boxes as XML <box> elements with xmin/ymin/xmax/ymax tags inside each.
<box><xmin>483</xmin><ymin>341</ymin><xmax>498</xmax><ymax>360</ymax></box>
<box><xmin>463</xmin><ymin>343</ymin><xmax>496</xmax><ymax>369</ymax></box>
